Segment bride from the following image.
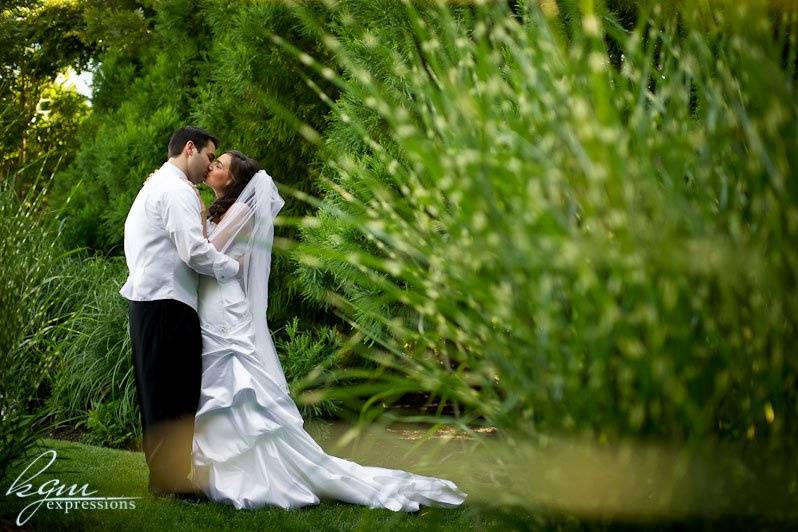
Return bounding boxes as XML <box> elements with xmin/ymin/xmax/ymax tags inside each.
<box><xmin>191</xmin><ymin>150</ymin><xmax>467</xmax><ymax>511</ymax></box>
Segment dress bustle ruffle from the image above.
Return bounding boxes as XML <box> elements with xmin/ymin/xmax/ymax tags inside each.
<box><xmin>193</xmin><ymin>281</ymin><xmax>467</xmax><ymax>511</ymax></box>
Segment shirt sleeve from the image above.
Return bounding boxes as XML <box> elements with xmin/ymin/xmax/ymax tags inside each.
<box><xmin>162</xmin><ymin>185</ymin><xmax>240</xmax><ymax>281</ymax></box>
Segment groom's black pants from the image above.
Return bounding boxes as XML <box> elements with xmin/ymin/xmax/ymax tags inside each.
<box><xmin>129</xmin><ymin>299</ymin><xmax>202</xmax><ymax>494</ymax></box>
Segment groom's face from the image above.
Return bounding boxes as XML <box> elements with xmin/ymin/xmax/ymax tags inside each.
<box><xmin>187</xmin><ymin>140</ymin><xmax>216</xmax><ymax>184</ymax></box>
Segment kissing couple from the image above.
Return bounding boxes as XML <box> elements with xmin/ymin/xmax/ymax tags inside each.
<box><xmin>119</xmin><ymin>126</ymin><xmax>467</xmax><ymax>511</ymax></box>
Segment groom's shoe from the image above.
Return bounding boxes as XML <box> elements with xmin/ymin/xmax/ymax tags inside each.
<box><xmin>148</xmin><ymin>485</ymin><xmax>206</xmax><ymax>504</ymax></box>
<box><xmin>174</xmin><ymin>491</ymin><xmax>207</xmax><ymax>505</ymax></box>
<box><xmin>147</xmin><ymin>484</ymin><xmax>175</xmax><ymax>499</ymax></box>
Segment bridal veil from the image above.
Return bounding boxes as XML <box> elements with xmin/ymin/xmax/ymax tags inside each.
<box><xmin>207</xmin><ymin>170</ymin><xmax>289</xmax><ymax>393</ymax></box>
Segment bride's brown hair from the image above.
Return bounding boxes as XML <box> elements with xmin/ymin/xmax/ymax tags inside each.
<box><xmin>208</xmin><ymin>150</ymin><xmax>260</xmax><ymax>223</ymax></box>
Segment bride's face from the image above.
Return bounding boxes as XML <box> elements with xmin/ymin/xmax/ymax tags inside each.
<box><xmin>205</xmin><ymin>153</ymin><xmax>235</xmax><ymax>197</ymax></box>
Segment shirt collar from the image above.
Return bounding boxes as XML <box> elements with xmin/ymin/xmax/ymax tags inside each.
<box><xmin>162</xmin><ymin>160</ymin><xmax>189</xmax><ymax>182</ymax></box>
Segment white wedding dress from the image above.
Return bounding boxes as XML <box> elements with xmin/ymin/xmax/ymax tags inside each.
<box><xmin>191</xmin><ymin>171</ymin><xmax>467</xmax><ymax>511</ymax></box>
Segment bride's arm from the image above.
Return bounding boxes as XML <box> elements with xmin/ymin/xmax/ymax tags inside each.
<box><xmin>209</xmin><ymin>202</ymin><xmax>253</xmax><ymax>251</ymax></box>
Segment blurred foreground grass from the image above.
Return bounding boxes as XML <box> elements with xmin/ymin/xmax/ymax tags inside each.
<box><xmin>1</xmin><ymin>428</ymin><xmax>795</xmax><ymax>530</ymax></box>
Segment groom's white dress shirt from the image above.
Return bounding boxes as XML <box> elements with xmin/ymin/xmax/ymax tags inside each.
<box><xmin>120</xmin><ymin>161</ymin><xmax>240</xmax><ymax>311</ymax></box>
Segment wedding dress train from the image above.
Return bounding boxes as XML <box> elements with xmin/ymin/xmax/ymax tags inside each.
<box><xmin>191</xmin><ymin>171</ymin><xmax>466</xmax><ymax>511</ymax></box>
<box><xmin>192</xmin><ymin>276</ymin><xmax>467</xmax><ymax>511</ymax></box>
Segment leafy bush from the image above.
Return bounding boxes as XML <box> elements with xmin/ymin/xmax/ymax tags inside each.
<box><xmin>85</xmin><ymin>399</ymin><xmax>137</xmax><ymax>449</ymax></box>
<box><xmin>47</xmin><ymin>257</ymin><xmax>139</xmax><ymax>448</ymax></box>
<box><xmin>286</xmin><ymin>0</ymin><xmax>797</xmax><ymax>445</ymax></box>
<box><xmin>0</xmin><ymin>174</ymin><xmax>80</xmax><ymax>479</ymax></box>
<box><xmin>54</xmin><ymin>0</ymin><xmax>336</xmax><ymax>326</ymax></box>
<box><xmin>193</xmin><ymin>1</ymin><xmax>337</xmax><ymax>324</ymax></box>
<box><xmin>277</xmin><ymin>317</ymin><xmax>343</xmax><ymax>419</ymax></box>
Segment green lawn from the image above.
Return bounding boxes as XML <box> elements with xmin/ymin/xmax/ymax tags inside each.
<box><xmin>0</xmin><ymin>438</ymin><xmax>537</xmax><ymax>531</ymax></box>
<box><xmin>1</xmin><ymin>437</ymin><xmax>794</xmax><ymax>531</ymax></box>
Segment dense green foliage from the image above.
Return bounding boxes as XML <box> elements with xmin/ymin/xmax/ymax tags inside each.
<box><xmin>285</xmin><ymin>0</ymin><xmax>798</xmax><ymax>446</ymax></box>
<box><xmin>0</xmin><ymin>176</ymin><xmax>78</xmax><ymax>480</ymax></box>
<box><xmin>53</xmin><ymin>0</ymin><xmax>209</xmax><ymax>253</ymax></box>
<box><xmin>54</xmin><ymin>0</ymin><xmax>335</xmax><ymax>324</ymax></box>
<box><xmin>47</xmin><ymin>258</ymin><xmax>137</xmax><ymax>448</ymax></box>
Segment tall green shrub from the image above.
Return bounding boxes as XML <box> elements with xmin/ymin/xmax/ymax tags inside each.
<box><xmin>0</xmin><ymin>174</ymin><xmax>81</xmax><ymax>480</ymax></box>
<box><xmin>194</xmin><ymin>1</ymin><xmax>337</xmax><ymax>323</ymax></box>
<box><xmin>54</xmin><ymin>0</ymin><xmax>208</xmax><ymax>253</ymax></box>
<box><xmin>55</xmin><ymin>0</ymin><xmax>337</xmax><ymax>327</ymax></box>
<box><xmin>47</xmin><ymin>258</ymin><xmax>138</xmax><ymax>448</ymax></box>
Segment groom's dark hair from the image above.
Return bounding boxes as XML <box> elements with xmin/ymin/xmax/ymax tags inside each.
<box><xmin>168</xmin><ymin>126</ymin><xmax>219</xmax><ymax>157</ymax></box>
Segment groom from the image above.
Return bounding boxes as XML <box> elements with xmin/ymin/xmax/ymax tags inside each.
<box><xmin>120</xmin><ymin>126</ymin><xmax>240</xmax><ymax>498</ymax></box>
